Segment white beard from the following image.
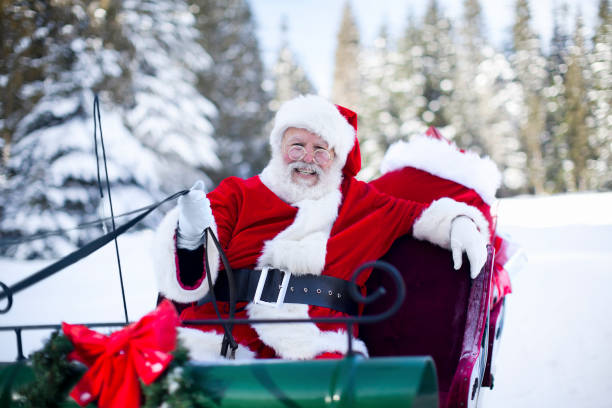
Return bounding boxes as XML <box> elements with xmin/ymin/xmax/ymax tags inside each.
<box><xmin>260</xmin><ymin>155</ymin><xmax>344</xmax><ymax>204</ymax></box>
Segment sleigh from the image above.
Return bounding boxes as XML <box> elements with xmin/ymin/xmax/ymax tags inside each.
<box><xmin>0</xmin><ymin>231</ymin><xmax>514</xmax><ymax>408</ymax></box>
<box><xmin>0</xmin><ymin>127</ymin><xmax>517</xmax><ymax>407</ymax></box>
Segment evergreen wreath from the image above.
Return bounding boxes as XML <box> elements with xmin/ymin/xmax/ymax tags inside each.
<box><xmin>11</xmin><ymin>330</ymin><xmax>218</xmax><ymax>408</ymax></box>
<box><xmin>14</xmin><ymin>331</ymin><xmax>82</xmax><ymax>408</ymax></box>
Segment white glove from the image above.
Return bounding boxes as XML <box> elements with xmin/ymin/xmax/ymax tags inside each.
<box><xmin>177</xmin><ymin>180</ymin><xmax>213</xmax><ymax>250</ymax></box>
<box><xmin>450</xmin><ymin>216</ymin><xmax>487</xmax><ymax>279</ymax></box>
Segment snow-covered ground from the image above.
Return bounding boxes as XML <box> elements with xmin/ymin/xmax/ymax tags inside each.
<box><xmin>484</xmin><ymin>192</ymin><xmax>612</xmax><ymax>408</ymax></box>
<box><xmin>0</xmin><ymin>230</ymin><xmax>159</xmax><ymax>357</ymax></box>
<box><xmin>1</xmin><ymin>192</ymin><xmax>611</xmax><ymax>407</ymax></box>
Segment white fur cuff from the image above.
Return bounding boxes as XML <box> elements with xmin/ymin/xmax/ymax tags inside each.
<box><xmin>413</xmin><ymin>198</ymin><xmax>490</xmax><ymax>249</ymax></box>
<box><xmin>152</xmin><ymin>207</ymin><xmax>220</xmax><ymax>303</ymax></box>
<box><xmin>177</xmin><ymin>327</ymin><xmax>255</xmax><ymax>361</ymax></box>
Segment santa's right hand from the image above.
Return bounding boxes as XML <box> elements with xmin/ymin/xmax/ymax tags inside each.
<box><xmin>177</xmin><ymin>180</ymin><xmax>212</xmax><ymax>249</ymax></box>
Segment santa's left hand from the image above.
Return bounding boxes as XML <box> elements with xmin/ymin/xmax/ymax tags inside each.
<box><xmin>450</xmin><ymin>216</ymin><xmax>487</xmax><ymax>279</ymax></box>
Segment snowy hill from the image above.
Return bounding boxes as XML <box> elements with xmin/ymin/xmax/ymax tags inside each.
<box><xmin>1</xmin><ymin>192</ymin><xmax>611</xmax><ymax>407</ymax></box>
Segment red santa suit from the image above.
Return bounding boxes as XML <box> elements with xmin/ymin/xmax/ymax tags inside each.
<box><xmin>153</xmin><ymin>96</ymin><xmax>491</xmax><ymax>360</ymax></box>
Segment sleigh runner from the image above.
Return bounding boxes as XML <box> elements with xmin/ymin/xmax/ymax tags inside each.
<box><xmin>0</xmin><ymin>126</ymin><xmax>519</xmax><ymax>408</ymax></box>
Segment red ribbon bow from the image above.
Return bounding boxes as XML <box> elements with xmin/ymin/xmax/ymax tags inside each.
<box><xmin>62</xmin><ymin>300</ymin><xmax>180</xmax><ymax>408</ymax></box>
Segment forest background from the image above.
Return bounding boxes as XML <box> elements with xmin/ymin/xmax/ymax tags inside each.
<box><xmin>0</xmin><ymin>0</ymin><xmax>610</xmax><ymax>259</ymax></box>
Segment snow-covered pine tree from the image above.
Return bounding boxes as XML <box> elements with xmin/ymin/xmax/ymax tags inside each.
<box><xmin>510</xmin><ymin>0</ymin><xmax>547</xmax><ymax>193</ymax></box>
<box><xmin>190</xmin><ymin>0</ymin><xmax>271</xmax><ymax>183</ymax></box>
<box><xmin>1</xmin><ymin>1</ymin><xmax>84</xmax><ymax>256</ymax></box>
<box><xmin>332</xmin><ymin>1</ymin><xmax>362</xmax><ymax>112</ymax></box>
<box><xmin>395</xmin><ymin>10</ymin><xmax>427</xmax><ymax>140</ymax></box>
<box><xmin>543</xmin><ymin>3</ymin><xmax>572</xmax><ymax>192</ymax></box>
<box><xmin>448</xmin><ymin>0</ymin><xmax>486</xmax><ymax>149</ymax></box>
<box><xmin>0</xmin><ymin>0</ymin><xmax>160</xmax><ymax>259</ymax></box>
<box><xmin>588</xmin><ymin>0</ymin><xmax>612</xmax><ymax>190</ymax></box>
<box><xmin>564</xmin><ymin>14</ymin><xmax>593</xmax><ymax>190</ymax></box>
<box><xmin>448</xmin><ymin>0</ymin><xmax>525</xmax><ymax>195</ymax></box>
<box><xmin>0</xmin><ymin>1</ymin><xmax>99</xmax><ymax>176</ymax></box>
<box><xmin>358</xmin><ymin>24</ymin><xmax>405</xmax><ymax>180</ymax></box>
<box><xmin>121</xmin><ymin>0</ymin><xmax>220</xmax><ymax>194</ymax></box>
<box><xmin>418</xmin><ymin>0</ymin><xmax>456</xmax><ymax>128</ymax></box>
<box><xmin>0</xmin><ymin>3</ymin><xmax>38</xmax><ymax>174</ymax></box>
<box><xmin>270</xmin><ymin>16</ymin><xmax>317</xmax><ymax>110</ymax></box>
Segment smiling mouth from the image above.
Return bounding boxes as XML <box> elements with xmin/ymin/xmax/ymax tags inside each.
<box><xmin>295</xmin><ymin>168</ymin><xmax>316</xmax><ymax>175</ymax></box>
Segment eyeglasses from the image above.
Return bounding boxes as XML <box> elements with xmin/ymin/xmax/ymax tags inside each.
<box><xmin>286</xmin><ymin>145</ymin><xmax>333</xmax><ymax>166</ymax></box>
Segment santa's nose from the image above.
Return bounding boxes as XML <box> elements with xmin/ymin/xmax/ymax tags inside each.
<box><xmin>302</xmin><ymin>150</ymin><xmax>315</xmax><ymax>163</ymax></box>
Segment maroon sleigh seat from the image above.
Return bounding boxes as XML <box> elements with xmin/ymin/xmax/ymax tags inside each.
<box><xmin>360</xmin><ymin>234</ymin><xmax>493</xmax><ymax>408</ymax></box>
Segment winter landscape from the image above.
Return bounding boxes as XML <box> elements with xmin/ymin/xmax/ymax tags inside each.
<box><xmin>1</xmin><ymin>192</ymin><xmax>611</xmax><ymax>407</ymax></box>
<box><xmin>1</xmin><ymin>0</ymin><xmax>610</xmax><ymax>406</ymax></box>
<box><xmin>2</xmin><ymin>0</ymin><xmax>610</xmax><ymax>260</ymax></box>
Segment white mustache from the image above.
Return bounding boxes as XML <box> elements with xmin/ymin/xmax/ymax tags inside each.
<box><xmin>288</xmin><ymin>162</ymin><xmax>322</xmax><ymax>176</ymax></box>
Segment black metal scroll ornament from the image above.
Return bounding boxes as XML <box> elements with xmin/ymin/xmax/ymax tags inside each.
<box><xmin>349</xmin><ymin>260</ymin><xmax>406</xmax><ymax>323</ymax></box>
<box><xmin>0</xmin><ymin>258</ymin><xmax>406</xmax><ymax>359</ymax></box>
<box><xmin>0</xmin><ymin>281</ymin><xmax>13</xmax><ymax>314</ymax></box>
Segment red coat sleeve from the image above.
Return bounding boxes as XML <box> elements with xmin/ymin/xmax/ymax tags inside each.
<box><xmin>207</xmin><ymin>177</ymin><xmax>244</xmax><ymax>249</ymax></box>
<box><xmin>370</xmin><ymin>167</ymin><xmax>495</xmax><ymax>239</ymax></box>
<box><xmin>326</xmin><ymin>178</ymin><xmax>427</xmax><ymax>284</ymax></box>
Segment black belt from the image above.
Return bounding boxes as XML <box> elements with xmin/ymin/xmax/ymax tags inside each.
<box><xmin>198</xmin><ymin>268</ymin><xmax>359</xmax><ymax>315</ymax></box>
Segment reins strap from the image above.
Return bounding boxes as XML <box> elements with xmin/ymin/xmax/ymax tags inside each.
<box><xmin>203</xmin><ymin>227</ymin><xmax>238</xmax><ymax>358</ymax></box>
<box><xmin>0</xmin><ymin>190</ymin><xmax>188</xmax><ymax>312</ymax></box>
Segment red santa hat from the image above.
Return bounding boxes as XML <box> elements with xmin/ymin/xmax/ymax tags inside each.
<box><xmin>380</xmin><ymin>126</ymin><xmax>501</xmax><ymax>204</ymax></box>
<box><xmin>270</xmin><ymin>95</ymin><xmax>361</xmax><ymax>177</ymax></box>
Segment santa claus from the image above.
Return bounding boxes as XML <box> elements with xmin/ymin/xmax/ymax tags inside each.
<box><xmin>153</xmin><ymin>95</ymin><xmax>491</xmax><ymax>360</ymax></box>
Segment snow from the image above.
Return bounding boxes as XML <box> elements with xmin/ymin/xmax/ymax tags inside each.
<box><xmin>496</xmin><ymin>192</ymin><xmax>612</xmax><ymax>227</ymax></box>
<box><xmin>0</xmin><ymin>231</ymin><xmax>158</xmax><ymax>356</ymax></box>
<box><xmin>1</xmin><ymin>192</ymin><xmax>611</xmax><ymax>407</ymax></box>
<box><xmin>484</xmin><ymin>192</ymin><xmax>612</xmax><ymax>408</ymax></box>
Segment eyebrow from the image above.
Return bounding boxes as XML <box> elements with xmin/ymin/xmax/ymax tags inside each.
<box><xmin>285</xmin><ymin>135</ymin><xmax>303</xmax><ymax>143</ymax></box>
<box><xmin>284</xmin><ymin>135</ymin><xmax>329</xmax><ymax>149</ymax></box>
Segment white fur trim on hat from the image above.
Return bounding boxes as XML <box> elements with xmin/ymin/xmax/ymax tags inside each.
<box><xmin>152</xmin><ymin>207</ymin><xmax>220</xmax><ymax>303</ymax></box>
<box><xmin>380</xmin><ymin>134</ymin><xmax>501</xmax><ymax>204</ymax></box>
<box><xmin>412</xmin><ymin>197</ymin><xmax>490</xmax><ymax>249</ymax></box>
<box><xmin>270</xmin><ymin>95</ymin><xmax>356</xmax><ymax>168</ymax></box>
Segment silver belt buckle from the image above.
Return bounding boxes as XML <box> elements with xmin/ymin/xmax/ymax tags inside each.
<box><xmin>253</xmin><ymin>266</ymin><xmax>291</xmax><ymax>308</ymax></box>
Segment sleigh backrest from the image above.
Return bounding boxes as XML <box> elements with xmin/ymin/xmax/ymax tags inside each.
<box><xmin>360</xmin><ymin>234</ymin><xmax>493</xmax><ymax>407</ymax></box>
